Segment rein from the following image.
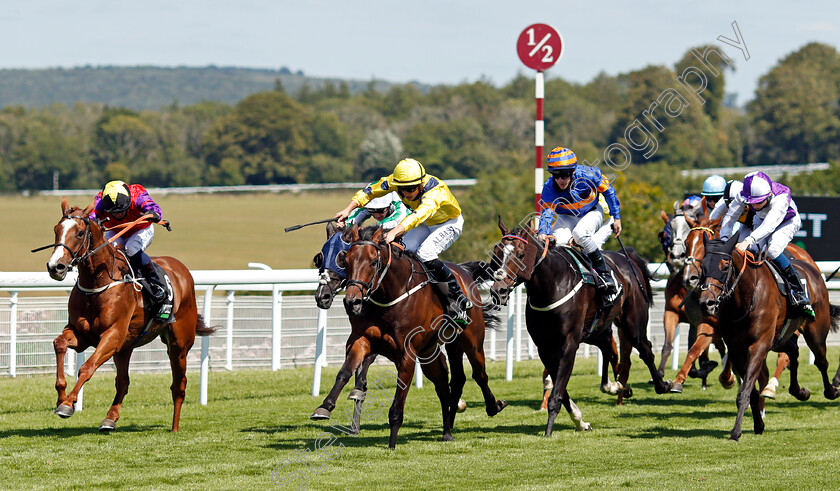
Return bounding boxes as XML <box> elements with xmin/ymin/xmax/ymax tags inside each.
<box><xmin>345</xmin><ymin>240</ymin><xmax>430</xmax><ymax>307</ymax></box>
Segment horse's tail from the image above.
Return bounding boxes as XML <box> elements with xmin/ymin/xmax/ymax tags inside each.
<box><xmin>829</xmin><ymin>304</ymin><xmax>840</xmax><ymax>333</ymax></box>
<box><xmin>195</xmin><ymin>314</ymin><xmax>217</xmax><ymax>336</ymax></box>
<box><xmin>458</xmin><ymin>260</ymin><xmax>503</xmax><ymax>330</ymax></box>
<box><xmin>623</xmin><ymin>247</ymin><xmax>654</xmax><ymax>304</ymax></box>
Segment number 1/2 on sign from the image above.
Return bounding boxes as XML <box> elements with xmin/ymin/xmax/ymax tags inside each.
<box><xmin>516</xmin><ymin>23</ymin><xmax>563</xmax><ymax>71</ymax></box>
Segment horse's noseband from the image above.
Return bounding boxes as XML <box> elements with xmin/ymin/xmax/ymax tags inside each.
<box><xmin>344</xmin><ymin>239</ymin><xmax>390</xmax><ymax>302</ymax></box>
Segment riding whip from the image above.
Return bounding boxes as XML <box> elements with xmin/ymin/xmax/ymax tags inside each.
<box><xmin>616</xmin><ymin>235</ymin><xmax>647</xmax><ymax>297</ymax></box>
<box><xmin>284</xmin><ymin>218</ymin><xmax>336</xmax><ymax>233</ymax></box>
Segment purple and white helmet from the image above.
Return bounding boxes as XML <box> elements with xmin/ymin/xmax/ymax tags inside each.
<box><xmin>741</xmin><ymin>171</ymin><xmax>773</xmax><ymax>205</ymax></box>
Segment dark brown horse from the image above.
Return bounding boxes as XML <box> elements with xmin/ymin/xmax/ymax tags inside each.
<box><xmin>43</xmin><ymin>198</ymin><xmax>213</xmax><ymax>432</ymax></box>
<box><xmin>312</xmin><ymin>222</ymin><xmax>377</xmax><ymax>429</ymax></box>
<box><xmin>671</xmin><ymin>216</ymin><xmax>819</xmax><ymax>393</ymax></box>
<box><xmin>312</xmin><ymin>225</ymin><xmax>506</xmax><ymax>448</ymax></box>
<box><xmin>490</xmin><ymin>220</ymin><xmax>671</xmax><ymax>436</ymax></box>
<box><xmin>689</xmin><ymin>233</ymin><xmax>840</xmax><ymax>440</ymax></box>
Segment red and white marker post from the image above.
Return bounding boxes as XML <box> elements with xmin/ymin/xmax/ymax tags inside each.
<box><xmin>516</xmin><ymin>23</ymin><xmax>564</xmax><ymax>219</ymax></box>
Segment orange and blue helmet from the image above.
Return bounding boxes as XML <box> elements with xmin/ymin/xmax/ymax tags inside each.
<box><xmin>546</xmin><ymin>147</ymin><xmax>577</xmax><ymax>175</ymax></box>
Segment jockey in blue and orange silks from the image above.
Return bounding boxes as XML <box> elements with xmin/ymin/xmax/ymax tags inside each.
<box><xmin>719</xmin><ymin>170</ymin><xmax>814</xmax><ymax>317</ymax></box>
<box><xmin>90</xmin><ymin>180</ymin><xmax>168</xmax><ymax>315</ymax></box>
<box><xmin>537</xmin><ymin>146</ymin><xmax>622</xmax><ymax>294</ymax></box>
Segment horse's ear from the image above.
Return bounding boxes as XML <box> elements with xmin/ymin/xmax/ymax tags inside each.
<box><xmin>61</xmin><ymin>197</ymin><xmax>71</xmax><ymax>216</ymax></box>
<box><xmin>725</xmin><ymin>233</ymin><xmax>739</xmax><ymax>250</ymax></box>
<box><xmin>685</xmin><ymin>214</ymin><xmax>697</xmax><ymax>229</ymax></box>
<box><xmin>313</xmin><ymin>252</ymin><xmax>323</xmax><ymax>269</ymax></box>
<box><xmin>673</xmin><ymin>201</ymin><xmax>680</xmax><ymax>214</ymax></box>
<box><xmin>371</xmin><ymin>226</ymin><xmax>383</xmax><ymax>243</ymax></box>
<box><xmin>349</xmin><ymin>225</ymin><xmax>360</xmax><ymax>242</ymax></box>
<box><xmin>710</xmin><ymin>215</ymin><xmax>723</xmax><ymax>230</ymax></box>
<box><xmin>326</xmin><ymin>221</ymin><xmax>339</xmax><ymax>239</ymax></box>
<box><xmin>660</xmin><ymin>210</ymin><xmax>669</xmax><ymax>225</ymax></box>
<box><xmin>498</xmin><ymin>215</ymin><xmax>509</xmax><ymax>235</ymax></box>
<box><xmin>82</xmin><ymin>201</ymin><xmax>94</xmax><ymax>217</ymax></box>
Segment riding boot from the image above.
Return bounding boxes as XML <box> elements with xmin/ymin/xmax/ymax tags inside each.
<box><xmin>780</xmin><ymin>264</ymin><xmax>814</xmax><ymax>317</ymax></box>
<box><xmin>424</xmin><ymin>259</ymin><xmax>473</xmax><ymax>325</ymax></box>
<box><xmin>140</xmin><ymin>263</ymin><xmax>167</xmax><ymax>306</ymax></box>
<box><xmin>587</xmin><ymin>249</ymin><xmax>617</xmax><ymax>295</ymax></box>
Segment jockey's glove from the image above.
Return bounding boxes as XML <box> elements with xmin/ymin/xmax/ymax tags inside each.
<box><xmin>149</xmin><ymin>211</ymin><xmax>161</xmax><ymax>222</ymax></box>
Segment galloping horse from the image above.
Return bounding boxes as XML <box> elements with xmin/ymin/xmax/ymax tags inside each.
<box><xmin>491</xmin><ymin>219</ymin><xmax>671</xmax><ymax>436</ymax></box>
<box><xmin>689</xmin><ymin>232</ymin><xmax>840</xmax><ymax>440</ymax></box>
<box><xmin>312</xmin><ymin>222</ymin><xmax>377</xmax><ymax>422</ymax></box>
<box><xmin>42</xmin><ymin>198</ymin><xmax>213</xmax><ymax>431</ymax></box>
<box><xmin>657</xmin><ymin>208</ymin><xmax>727</xmax><ymax>386</ymax></box>
<box><xmin>674</xmin><ymin>215</ymin><xmax>818</xmax><ymax>394</ymax></box>
<box><xmin>312</xmin><ymin>225</ymin><xmax>506</xmax><ymax>448</ymax></box>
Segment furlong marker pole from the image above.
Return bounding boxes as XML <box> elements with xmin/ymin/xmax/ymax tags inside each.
<box><xmin>534</xmin><ymin>71</ymin><xmax>545</xmax><ymax>221</ymax></box>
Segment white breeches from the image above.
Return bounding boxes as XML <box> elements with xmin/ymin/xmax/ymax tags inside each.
<box><xmin>750</xmin><ymin>216</ymin><xmax>801</xmax><ymax>259</ymax></box>
<box><xmin>105</xmin><ymin>226</ymin><xmax>155</xmax><ymax>257</ymax></box>
<box><xmin>402</xmin><ymin>215</ymin><xmax>464</xmax><ymax>262</ymax></box>
<box><xmin>549</xmin><ymin>206</ymin><xmax>605</xmax><ymax>254</ymax></box>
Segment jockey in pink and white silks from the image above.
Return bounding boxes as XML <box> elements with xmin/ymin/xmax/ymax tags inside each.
<box><xmin>537</xmin><ymin>146</ymin><xmax>622</xmax><ymax>295</ymax></box>
<box><xmin>719</xmin><ymin>171</ymin><xmax>814</xmax><ymax>317</ymax></box>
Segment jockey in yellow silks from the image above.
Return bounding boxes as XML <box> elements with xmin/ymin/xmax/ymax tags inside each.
<box><xmin>335</xmin><ymin>158</ymin><xmax>471</xmax><ymax>324</ymax></box>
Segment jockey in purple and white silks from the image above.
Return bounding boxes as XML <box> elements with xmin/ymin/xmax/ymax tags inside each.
<box><xmin>537</xmin><ymin>146</ymin><xmax>622</xmax><ymax>295</ymax></box>
<box><xmin>719</xmin><ymin>171</ymin><xmax>813</xmax><ymax>316</ymax></box>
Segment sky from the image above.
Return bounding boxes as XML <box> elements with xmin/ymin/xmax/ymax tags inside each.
<box><xmin>1</xmin><ymin>1</ymin><xmax>838</xmax><ymax>104</ymax></box>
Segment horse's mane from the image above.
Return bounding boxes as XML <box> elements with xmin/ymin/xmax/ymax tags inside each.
<box><xmin>344</xmin><ymin>225</ymin><xmax>423</xmax><ymax>263</ymax></box>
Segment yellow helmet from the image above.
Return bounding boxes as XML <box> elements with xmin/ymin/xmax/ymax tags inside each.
<box><xmin>101</xmin><ymin>180</ymin><xmax>131</xmax><ymax>213</ymax></box>
<box><xmin>392</xmin><ymin>158</ymin><xmax>426</xmax><ymax>186</ymax></box>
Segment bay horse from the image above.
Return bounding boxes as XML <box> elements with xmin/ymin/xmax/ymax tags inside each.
<box><xmin>490</xmin><ymin>219</ymin><xmax>671</xmax><ymax>436</ymax></box>
<box><xmin>672</xmin><ymin>215</ymin><xmax>818</xmax><ymax>394</ymax></box>
<box><xmin>690</xmin><ymin>232</ymin><xmax>840</xmax><ymax>440</ymax></box>
<box><xmin>312</xmin><ymin>225</ymin><xmax>506</xmax><ymax>448</ymax></box>
<box><xmin>42</xmin><ymin>198</ymin><xmax>213</xmax><ymax>432</ymax></box>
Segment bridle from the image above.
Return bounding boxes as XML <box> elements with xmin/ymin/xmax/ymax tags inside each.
<box><xmin>344</xmin><ymin>240</ymin><xmax>395</xmax><ymax>303</ymax></box>
<box><xmin>683</xmin><ymin>226</ymin><xmax>717</xmax><ymax>283</ymax></box>
<box><xmin>32</xmin><ymin>214</ymin><xmax>93</xmax><ymax>268</ymax></box>
<box><xmin>492</xmin><ymin>233</ymin><xmax>549</xmax><ymax>286</ymax></box>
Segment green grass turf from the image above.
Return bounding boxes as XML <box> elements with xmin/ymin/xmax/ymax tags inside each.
<box><xmin>1</xmin><ymin>192</ymin><xmax>354</xmax><ymax>272</ymax></box>
<box><xmin>2</xmin><ymin>353</ymin><xmax>840</xmax><ymax>489</ymax></box>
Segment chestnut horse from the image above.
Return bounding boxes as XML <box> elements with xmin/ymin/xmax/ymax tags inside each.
<box><xmin>43</xmin><ymin>198</ymin><xmax>213</xmax><ymax>431</ymax></box>
<box><xmin>490</xmin><ymin>220</ymin><xmax>671</xmax><ymax>436</ymax></box>
<box><xmin>690</xmin><ymin>233</ymin><xmax>840</xmax><ymax>440</ymax></box>
<box><xmin>312</xmin><ymin>225</ymin><xmax>506</xmax><ymax>448</ymax></box>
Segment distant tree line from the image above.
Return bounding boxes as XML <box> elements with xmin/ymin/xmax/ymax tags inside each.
<box><xmin>1</xmin><ymin>42</ymin><xmax>838</xmax><ymax>261</ymax></box>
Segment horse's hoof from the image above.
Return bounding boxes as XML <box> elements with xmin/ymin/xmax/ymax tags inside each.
<box><xmin>720</xmin><ymin>374</ymin><xmax>737</xmax><ymax>389</ymax></box>
<box><xmin>797</xmin><ymin>387</ymin><xmax>811</xmax><ymax>402</ymax></box>
<box><xmin>487</xmin><ymin>399</ymin><xmax>508</xmax><ymax>416</ymax></box>
<box><xmin>457</xmin><ymin>399</ymin><xmax>467</xmax><ymax>413</ymax></box>
<box><xmin>310</xmin><ymin>407</ymin><xmax>331</xmax><ymax>420</ymax></box>
<box><xmin>442</xmin><ymin>434</ymin><xmax>454</xmax><ymax>442</ymax></box>
<box><xmin>825</xmin><ymin>387</ymin><xmax>840</xmax><ymax>400</ymax></box>
<box><xmin>347</xmin><ymin>388</ymin><xmax>366</xmax><ymax>401</ymax></box>
<box><xmin>623</xmin><ymin>386</ymin><xmax>633</xmax><ymax>399</ymax></box>
<box><xmin>669</xmin><ymin>381</ymin><xmax>683</xmax><ymax>393</ymax></box>
<box><xmin>760</xmin><ymin>387</ymin><xmax>777</xmax><ymax>399</ymax></box>
<box><xmin>54</xmin><ymin>404</ymin><xmax>74</xmax><ymax>418</ymax></box>
<box><xmin>576</xmin><ymin>422</ymin><xmax>592</xmax><ymax>432</ymax></box>
<box><xmin>99</xmin><ymin>419</ymin><xmax>117</xmax><ymax>432</ymax></box>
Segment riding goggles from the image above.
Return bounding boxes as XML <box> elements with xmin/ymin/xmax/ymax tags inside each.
<box><xmin>549</xmin><ymin>169</ymin><xmax>574</xmax><ymax>179</ymax></box>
